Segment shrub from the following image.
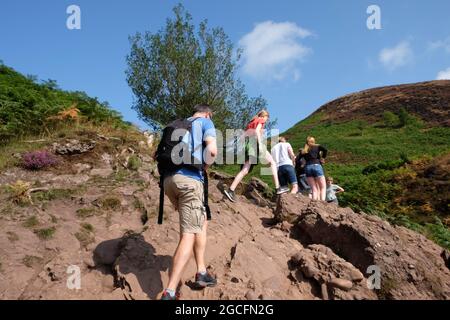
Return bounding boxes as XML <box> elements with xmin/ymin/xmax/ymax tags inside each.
<box><xmin>127</xmin><ymin>155</ymin><xmax>142</xmax><ymax>171</ymax></box>
<box><xmin>21</xmin><ymin>150</ymin><xmax>58</xmax><ymax>170</ymax></box>
<box><xmin>398</xmin><ymin>108</ymin><xmax>411</xmax><ymax>127</ymax></box>
<box><xmin>383</xmin><ymin>111</ymin><xmax>399</xmax><ymax>128</ymax></box>
<box><xmin>5</xmin><ymin>180</ymin><xmax>31</xmax><ymax>205</ymax></box>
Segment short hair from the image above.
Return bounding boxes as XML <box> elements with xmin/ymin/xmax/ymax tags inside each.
<box><xmin>279</xmin><ymin>136</ymin><xmax>287</xmax><ymax>143</ymax></box>
<box><xmin>194</xmin><ymin>104</ymin><xmax>213</xmax><ymax>114</ymax></box>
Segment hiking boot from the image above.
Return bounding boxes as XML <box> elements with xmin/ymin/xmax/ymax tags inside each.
<box><xmin>160</xmin><ymin>290</ymin><xmax>180</xmax><ymax>300</ymax></box>
<box><xmin>194</xmin><ymin>272</ymin><xmax>217</xmax><ymax>289</ymax></box>
<box><xmin>223</xmin><ymin>188</ymin><xmax>236</xmax><ymax>202</ymax></box>
<box><xmin>276</xmin><ymin>186</ymin><xmax>290</xmax><ymax>195</ymax></box>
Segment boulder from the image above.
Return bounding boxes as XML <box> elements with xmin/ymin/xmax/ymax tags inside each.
<box><xmin>286</xmin><ymin>196</ymin><xmax>450</xmax><ymax>299</ymax></box>
<box><xmin>290</xmin><ymin>244</ymin><xmax>376</xmax><ymax>300</ymax></box>
<box><xmin>274</xmin><ymin>193</ymin><xmax>309</xmax><ymax>223</ymax></box>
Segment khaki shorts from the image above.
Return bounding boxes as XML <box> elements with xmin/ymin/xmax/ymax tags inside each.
<box><xmin>163</xmin><ymin>174</ymin><xmax>206</xmax><ymax>234</ymax></box>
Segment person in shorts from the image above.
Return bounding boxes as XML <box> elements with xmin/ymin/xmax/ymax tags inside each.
<box><xmin>271</xmin><ymin>136</ymin><xmax>297</xmax><ymax>194</ymax></box>
<box><xmin>161</xmin><ymin>105</ymin><xmax>218</xmax><ymax>300</ymax></box>
<box><xmin>297</xmin><ymin>136</ymin><xmax>328</xmax><ymax>201</ymax></box>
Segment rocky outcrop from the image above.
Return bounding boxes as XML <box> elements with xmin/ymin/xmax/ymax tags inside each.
<box><xmin>276</xmin><ymin>193</ymin><xmax>450</xmax><ymax>299</ymax></box>
<box><xmin>290</xmin><ymin>244</ymin><xmax>377</xmax><ymax>300</ymax></box>
<box><xmin>52</xmin><ymin>139</ymin><xmax>96</xmax><ymax>155</ymax></box>
<box><xmin>274</xmin><ymin>193</ymin><xmax>309</xmax><ymax>223</ymax></box>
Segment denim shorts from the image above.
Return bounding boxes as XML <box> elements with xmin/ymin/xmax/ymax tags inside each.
<box><xmin>305</xmin><ymin>164</ymin><xmax>325</xmax><ymax>178</ymax></box>
<box><xmin>278</xmin><ymin>165</ymin><xmax>298</xmax><ymax>187</ymax></box>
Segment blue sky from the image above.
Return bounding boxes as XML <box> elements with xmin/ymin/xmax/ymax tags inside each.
<box><xmin>1</xmin><ymin>0</ymin><xmax>449</xmax><ymax>131</ymax></box>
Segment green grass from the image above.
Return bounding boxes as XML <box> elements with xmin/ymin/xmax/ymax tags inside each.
<box><xmin>34</xmin><ymin>227</ymin><xmax>56</xmax><ymax>240</ymax></box>
<box><xmin>99</xmin><ymin>196</ymin><xmax>121</xmax><ymax>210</ymax></box>
<box><xmin>22</xmin><ymin>255</ymin><xmax>43</xmax><ymax>268</ymax></box>
<box><xmin>76</xmin><ymin>207</ymin><xmax>97</xmax><ymax>219</ymax></box>
<box><xmin>81</xmin><ymin>222</ymin><xmax>94</xmax><ymax>232</ymax></box>
<box><xmin>32</xmin><ymin>188</ymin><xmax>74</xmax><ymax>202</ymax></box>
<box><xmin>23</xmin><ymin>215</ymin><xmax>39</xmax><ymax>228</ymax></box>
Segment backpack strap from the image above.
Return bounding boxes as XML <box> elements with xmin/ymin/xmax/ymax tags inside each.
<box><xmin>203</xmin><ymin>170</ymin><xmax>211</xmax><ymax>221</ymax></box>
<box><xmin>157</xmin><ymin>173</ymin><xmax>165</xmax><ymax>225</ymax></box>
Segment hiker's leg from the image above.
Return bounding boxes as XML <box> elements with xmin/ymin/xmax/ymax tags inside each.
<box><xmin>291</xmin><ymin>183</ymin><xmax>298</xmax><ymax>194</ymax></box>
<box><xmin>307</xmin><ymin>177</ymin><xmax>319</xmax><ymax>200</ymax></box>
<box><xmin>230</xmin><ymin>162</ymin><xmax>251</xmax><ymax>191</ymax></box>
<box><xmin>194</xmin><ymin>220</ymin><xmax>208</xmax><ymax>273</ymax></box>
<box><xmin>167</xmin><ymin>233</ymin><xmax>195</xmax><ymax>291</ymax></box>
<box><xmin>285</xmin><ymin>165</ymin><xmax>298</xmax><ymax>194</ymax></box>
<box><xmin>265</xmin><ymin>151</ymin><xmax>280</xmax><ymax>189</ymax></box>
<box><xmin>316</xmin><ymin>176</ymin><xmax>327</xmax><ymax>201</ymax></box>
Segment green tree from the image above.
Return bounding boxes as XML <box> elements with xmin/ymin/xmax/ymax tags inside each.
<box><xmin>126</xmin><ymin>4</ymin><xmax>274</xmax><ymax>131</ymax></box>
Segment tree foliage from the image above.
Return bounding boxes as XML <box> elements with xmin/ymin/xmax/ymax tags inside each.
<box><xmin>126</xmin><ymin>4</ymin><xmax>275</xmax><ymax>132</ymax></box>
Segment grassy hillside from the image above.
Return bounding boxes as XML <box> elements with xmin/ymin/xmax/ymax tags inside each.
<box><xmin>219</xmin><ymin>82</ymin><xmax>450</xmax><ymax>249</ymax></box>
<box><xmin>0</xmin><ymin>64</ymin><xmax>133</xmax><ymax>171</ymax></box>
<box><xmin>0</xmin><ymin>63</ymin><xmax>127</xmax><ymax>143</ymax></box>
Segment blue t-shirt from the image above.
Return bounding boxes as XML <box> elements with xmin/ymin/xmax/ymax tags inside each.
<box><xmin>175</xmin><ymin>117</ymin><xmax>216</xmax><ymax>182</ymax></box>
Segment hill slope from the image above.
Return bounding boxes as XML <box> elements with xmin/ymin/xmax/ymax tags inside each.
<box><xmin>0</xmin><ymin>64</ymin><xmax>125</xmax><ymax>144</ymax></box>
<box><xmin>219</xmin><ymin>81</ymin><xmax>450</xmax><ymax>249</ymax></box>
<box><xmin>310</xmin><ymin>80</ymin><xmax>450</xmax><ymax>127</ymax></box>
<box><xmin>282</xmin><ymin>81</ymin><xmax>450</xmax><ymax>249</ymax></box>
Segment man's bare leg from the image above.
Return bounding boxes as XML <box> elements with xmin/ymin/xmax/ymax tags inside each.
<box><xmin>194</xmin><ymin>220</ymin><xmax>208</xmax><ymax>273</ymax></box>
<box><xmin>166</xmin><ymin>233</ymin><xmax>195</xmax><ymax>291</ymax></box>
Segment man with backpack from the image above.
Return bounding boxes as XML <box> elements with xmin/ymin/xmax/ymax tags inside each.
<box><xmin>155</xmin><ymin>104</ymin><xmax>218</xmax><ymax>300</ymax></box>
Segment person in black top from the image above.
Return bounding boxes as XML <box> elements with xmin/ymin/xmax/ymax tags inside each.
<box><xmin>297</xmin><ymin>136</ymin><xmax>328</xmax><ymax>201</ymax></box>
<box><xmin>295</xmin><ymin>151</ymin><xmax>312</xmax><ymax>198</ymax></box>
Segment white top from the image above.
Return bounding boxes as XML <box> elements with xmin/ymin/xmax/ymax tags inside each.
<box><xmin>271</xmin><ymin>142</ymin><xmax>294</xmax><ymax>167</ymax></box>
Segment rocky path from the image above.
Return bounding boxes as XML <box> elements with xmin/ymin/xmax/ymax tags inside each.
<box><xmin>1</xmin><ymin>136</ymin><xmax>449</xmax><ymax>300</ymax></box>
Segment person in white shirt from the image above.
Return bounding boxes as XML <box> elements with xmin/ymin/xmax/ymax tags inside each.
<box><xmin>271</xmin><ymin>137</ymin><xmax>298</xmax><ymax>194</ymax></box>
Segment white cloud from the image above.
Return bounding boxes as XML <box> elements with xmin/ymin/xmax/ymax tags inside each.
<box><xmin>429</xmin><ymin>37</ymin><xmax>450</xmax><ymax>53</ymax></box>
<box><xmin>239</xmin><ymin>21</ymin><xmax>312</xmax><ymax>81</ymax></box>
<box><xmin>379</xmin><ymin>41</ymin><xmax>413</xmax><ymax>70</ymax></box>
<box><xmin>436</xmin><ymin>67</ymin><xmax>450</xmax><ymax>80</ymax></box>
